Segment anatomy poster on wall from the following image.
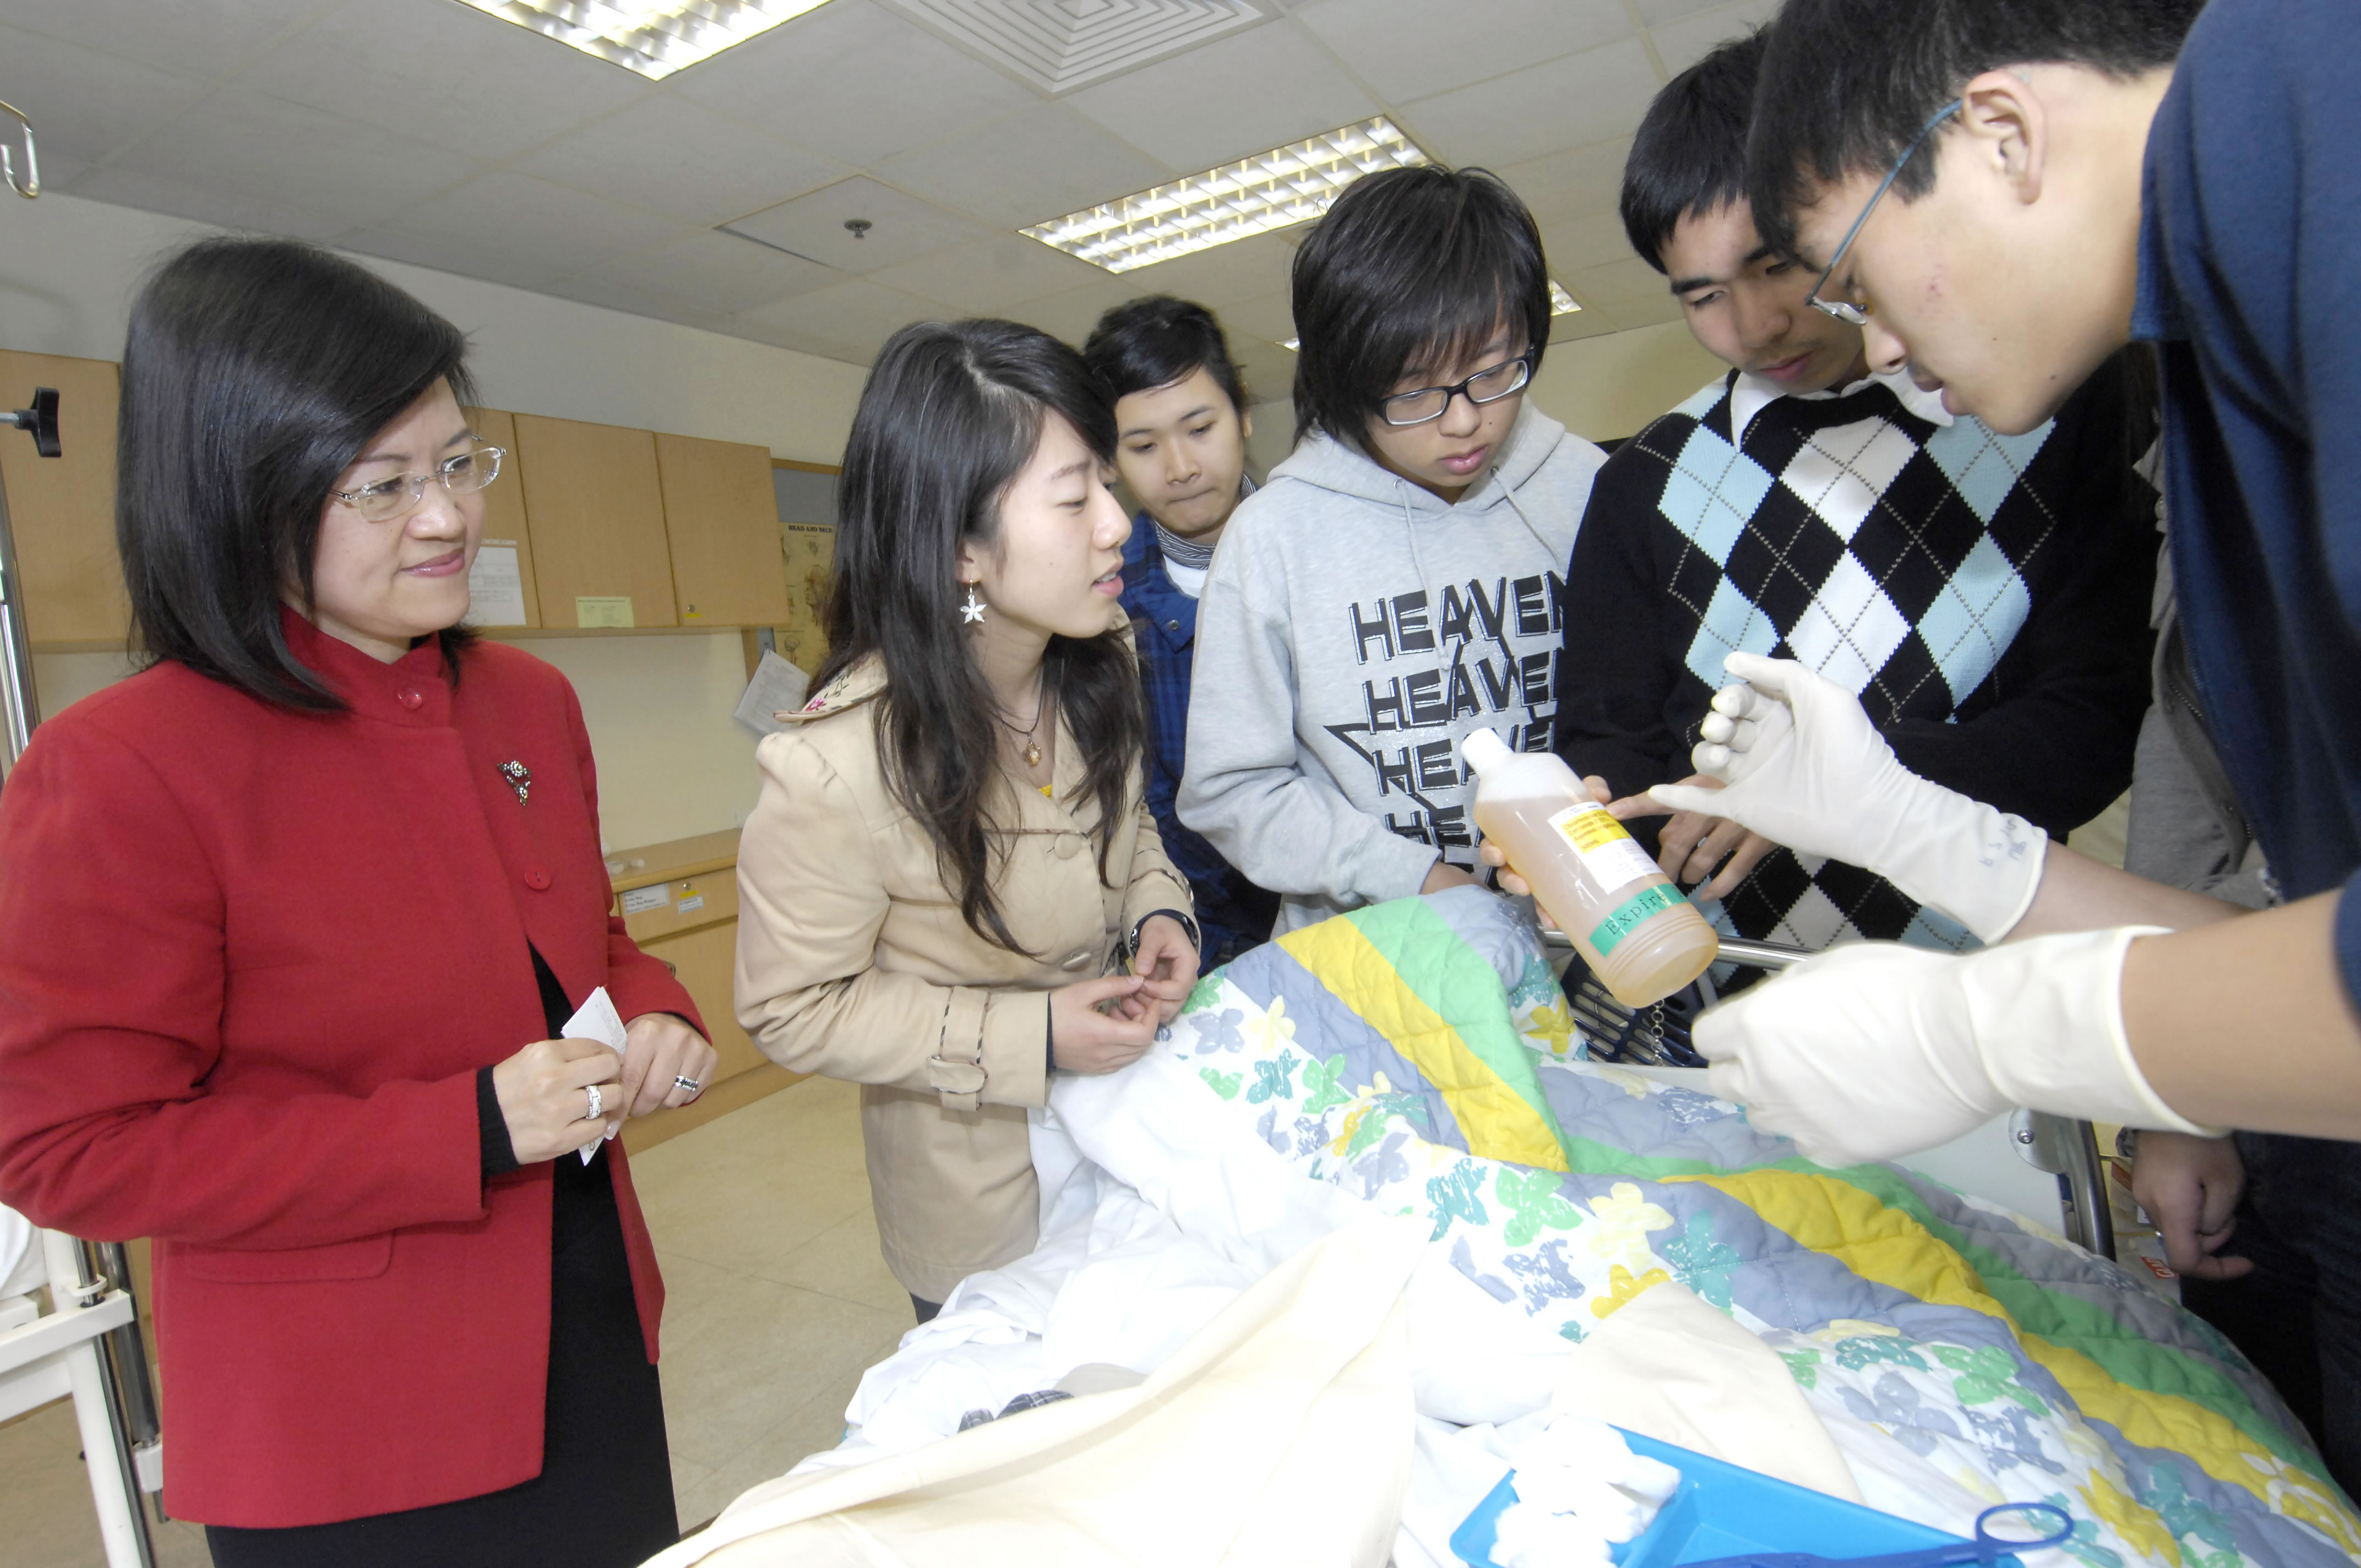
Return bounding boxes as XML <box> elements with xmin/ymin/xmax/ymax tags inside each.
<box><xmin>777</xmin><ymin>521</ymin><xmax>835</xmax><ymax>676</ymax></box>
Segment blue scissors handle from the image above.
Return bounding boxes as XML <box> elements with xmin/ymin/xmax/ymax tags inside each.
<box><xmin>1678</xmin><ymin>1502</ymin><xmax>2076</xmax><ymax>1568</ymax></box>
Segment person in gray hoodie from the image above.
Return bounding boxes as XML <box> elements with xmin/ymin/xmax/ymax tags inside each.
<box><xmin>1179</xmin><ymin>165</ymin><xmax>1607</xmax><ymax>932</ymax></box>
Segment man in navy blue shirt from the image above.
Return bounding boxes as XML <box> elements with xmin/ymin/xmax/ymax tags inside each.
<box><xmin>1507</xmin><ymin>0</ymin><xmax>2361</xmax><ymax>1493</ymax></box>
<box><xmin>1082</xmin><ymin>297</ymin><xmax>1277</xmax><ymax>964</ymax></box>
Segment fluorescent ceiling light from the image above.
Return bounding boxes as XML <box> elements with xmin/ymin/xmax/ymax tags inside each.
<box><xmin>1280</xmin><ymin>285</ymin><xmax>1577</xmax><ymax>351</ymax></box>
<box><xmin>455</xmin><ymin>0</ymin><xmax>831</xmax><ymax>79</ymax></box>
<box><xmin>1024</xmin><ymin>117</ymin><xmax>1429</xmax><ymax>275</ymax></box>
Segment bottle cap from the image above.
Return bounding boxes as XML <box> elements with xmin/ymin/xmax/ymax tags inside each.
<box><xmin>1460</xmin><ymin>727</ymin><xmax>1514</xmax><ymax>775</ymax></box>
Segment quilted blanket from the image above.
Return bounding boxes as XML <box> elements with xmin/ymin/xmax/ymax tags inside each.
<box><xmin>1179</xmin><ymin>888</ymin><xmax>2357</xmax><ymax>1568</ymax></box>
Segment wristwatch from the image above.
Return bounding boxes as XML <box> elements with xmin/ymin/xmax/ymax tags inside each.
<box><xmin>1124</xmin><ymin>908</ymin><xmax>1200</xmax><ymax>961</ymax></box>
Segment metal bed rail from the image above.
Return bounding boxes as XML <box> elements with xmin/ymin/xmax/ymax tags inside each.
<box><xmin>1540</xmin><ymin>927</ymin><xmax>2115</xmax><ymax>1262</ymax></box>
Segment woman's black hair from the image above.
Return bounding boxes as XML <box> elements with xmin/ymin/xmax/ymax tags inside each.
<box><xmin>1080</xmin><ymin>296</ymin><xmax>1250</xmax><ymax>414</ymax></box>
<box><xmin>818</xmin><ymin>318</ymin><xmax>1144</xmax><ymax>954</ymax></box>
<box><xmin>1621</xmin><ymin>30</ymin><xmax>1770</xmax><ymax>273</ymax></box>
<box><xmin>118</xmin><ymin>236</ymin><xmax>478</xmax><ymax>711</ymax></box>
<box><xmin>1288</xmin><ymin>164</ymin><xmax>1551</xmax><ymax>458</ymax></box>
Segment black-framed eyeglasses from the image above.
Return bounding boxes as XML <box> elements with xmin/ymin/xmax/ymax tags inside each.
<box><xmin>1807</xmin><ymin>100</ymin><xmax>1963</xmax><ymax>325</ymax></box>
<box><xmin>328</xmin><ymin>446</ymin><xmax>505</xmax><ymax>525</ymax></box>
<box><xmin>1378</xmin><ymin>353</ymin><xmax>1532</xmax><ymax>427</ymax></box>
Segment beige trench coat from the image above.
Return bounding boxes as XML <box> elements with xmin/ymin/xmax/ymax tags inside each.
<box><xmin>735</xmin><ymin>655</ymin><xmax>1192</xmax><ymax>1302</ymax></box>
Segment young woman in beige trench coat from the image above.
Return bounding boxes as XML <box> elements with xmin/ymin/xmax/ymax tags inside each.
<box><xmin>736</xmin><ymin>319</ymin><xmax>1199</xmax><ymax>1319</ymax></box>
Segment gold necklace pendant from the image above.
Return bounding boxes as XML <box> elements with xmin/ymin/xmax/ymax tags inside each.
<box><xmin>1024</xmin><ymin>740</ymin><xmax>1042</xmax><ymax>769</ymax></box>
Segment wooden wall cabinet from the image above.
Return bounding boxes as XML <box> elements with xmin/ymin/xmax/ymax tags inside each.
<box><xmin>512</xmin><ymin>412</ymin><xmax>678</xmax><ymax>630</ymax></box>
<box><xmin>657</xmin><ymin>433</ymin><xmax>791</xmax><ymax>628</ymax></box>
<box><xmin>607</xmin><ymin>829</ymin><xmax>803</xmax><ymax>1153</ymax></box>
<box><xmin>0</xmin><ymin>350</ymin><xmax>126</xmax><ymax>647</ymax></box>
<box><xmin>462</xmin><ymin>407</ymin><xmax>544</xmax><ymax>629</ymax></box>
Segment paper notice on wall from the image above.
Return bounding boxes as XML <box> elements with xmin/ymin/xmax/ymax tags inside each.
<box><xmin>734</xmin><ymin>649</ymin><xmax>811</xmax><ymax>737</ymax></box>
<box><xmin>467</xmin><ymin>542</ymin><xmax>529</xmax><ymax>626</ymax></box>
<box><xmin>561</xmin><ymin>985</ymin><xmax>629</xmax><ymax>1163</ymax></box>
<box><xmin>576</xmin><ymin>596</ymin><xmax>635</xmax><ymax>629</ymax></box>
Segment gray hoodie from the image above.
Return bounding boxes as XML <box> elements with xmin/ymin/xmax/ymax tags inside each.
<box><xmin>1178</xmin><ymin>402</ymin><xmax>1606</xmax><ymax>932</ymax></box>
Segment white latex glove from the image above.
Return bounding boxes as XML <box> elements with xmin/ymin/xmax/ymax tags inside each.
<box><xmin>1649</xmin><ymin>652</ymin><xmax>2047</xmax><ymax>944</ymax></box>
<box><xmin>1696</xmin><ymin>927</ymin><xmax>2226</xmax><ymax>1166</ymax></box>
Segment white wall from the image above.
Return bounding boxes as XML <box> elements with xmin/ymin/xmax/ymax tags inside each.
<box><xmin>0</xmin><ymin>192</ymin><xmax>868</xmax><ymax>462</ymax></box>
<box><xmin>0</xmin><ymin>191</ymin><xmax>863</xmax><ymax>850</ymax></box>
<box><xmin>1532</xmin><ymin>320</ymin><xmax>1727</xmax><ymax>444</ymax></box>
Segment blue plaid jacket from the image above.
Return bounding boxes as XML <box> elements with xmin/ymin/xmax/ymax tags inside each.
<box><xmin>1120</xmin><ymin>519</ymin><xmax>1277</xmax><ymax>961</ymax></box>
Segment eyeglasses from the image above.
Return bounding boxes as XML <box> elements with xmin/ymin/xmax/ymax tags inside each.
<box><xmin>328</xmin><ymin>446</ymin><xmax>505</xmax><ymax>524</ymax></box>
<box><xmin>1378</xmin><ymin>353</ymin><xmax>1532</xmax><ymax>427</ymax></box>
<box><xmin>1807</xmin><ymin>101</ymin><xmax>1963</xmax><ymax>325</ymax></box>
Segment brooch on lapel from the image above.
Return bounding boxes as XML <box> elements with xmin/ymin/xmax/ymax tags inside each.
<box><xmin>498</xmin><ymin>760</ymin><xmax>532</xmax><ymax>806</ymax></box>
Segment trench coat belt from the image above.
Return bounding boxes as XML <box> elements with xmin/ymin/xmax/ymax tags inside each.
<box><xmin>929</xmin><ymin>985</ymin><xmax>991</xmax><ymax>1112</ymax></box>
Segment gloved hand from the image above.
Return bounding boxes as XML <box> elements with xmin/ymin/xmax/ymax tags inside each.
<box><xmin>1696</xmin><ymin>927</ymin><xmax>2225</xmax><ymax>1166</ymax></box>
<box><xmin>1649</xmin><ymin>652</ymin><xmax>2047</xmax><ymax>944</ymax></box>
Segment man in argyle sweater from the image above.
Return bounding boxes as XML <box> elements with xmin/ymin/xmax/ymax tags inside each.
<box><xmin>1554</xmin><ymin>31</ymin><xmax>2157</xmax><ymax>957</ymax></box>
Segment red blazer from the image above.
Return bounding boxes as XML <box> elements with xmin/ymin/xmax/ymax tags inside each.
<box><xmin>0</xmin><ymin>612</ymin><xmax>703</xmax><ymax>1527</ymax></box>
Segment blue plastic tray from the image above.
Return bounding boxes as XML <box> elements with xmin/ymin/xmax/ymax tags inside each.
<box><xmin>1450</xmin><ymin>1428</ymin><xmax>2021</xmax><ymax>1567</ymax></box>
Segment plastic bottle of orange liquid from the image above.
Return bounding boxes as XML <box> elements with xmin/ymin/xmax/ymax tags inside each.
<box><xmin>1462</xmin><ymin>728</ymin><xmax>1720</xmax><ymax>1008</ymax></box>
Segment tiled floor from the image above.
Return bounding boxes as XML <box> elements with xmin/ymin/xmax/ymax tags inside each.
<box><xmin>1</xmin><ymin>1074</ymin><xmax>905</xmax><ymax>1564</ymax></box>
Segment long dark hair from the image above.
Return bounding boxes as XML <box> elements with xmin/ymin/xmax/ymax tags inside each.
<box><xmin>118</xmin><ymin>236</ymin><xmax>478</xmax><ymax>710</ymax></box>
<box><xmin>819</xmin><ymin>319</ymin><xmax>1144</xmax><ymax>953</ymax></box>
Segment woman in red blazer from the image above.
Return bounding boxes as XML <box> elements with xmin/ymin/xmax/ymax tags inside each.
<box><xmin>0</xmin><ymin>238</ymin><xmax>717</xmax><ymax>1565</ymax></box>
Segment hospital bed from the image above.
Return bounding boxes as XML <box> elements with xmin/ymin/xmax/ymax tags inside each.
<box><xmin>652</xmin><ymin>888</ymin><xmax>2352</xmax><ymax>1567</ymax></box>
<box><xmin>0</xmin><ymin>1219</ymin><xmax>165</xmax><ymax>1567</ymax></box>
<box><xmin>1542</xmin><ymin>930</ymin><xmax>2117</xmax><ymax>1262</ymax></box>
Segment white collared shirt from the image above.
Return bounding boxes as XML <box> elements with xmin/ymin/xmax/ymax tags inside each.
<box><xmin>1728</xmin><ymin>366</ymin><xmax>1954</xmax><ymax>449</ymax></box>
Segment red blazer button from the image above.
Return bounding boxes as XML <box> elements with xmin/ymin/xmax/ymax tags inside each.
<box><xmin>524</xmin><ymin>867</ymin><xmax>552</xmax><ymax>890</ymax></box>
<box><xmin>396</xmin><ymin>688</ymin><xmax>424</xmax><ymax>710</ymax></box>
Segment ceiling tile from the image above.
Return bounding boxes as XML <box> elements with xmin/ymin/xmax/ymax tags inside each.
<box><xmin>242</xmin><ymin>0</ymin><xmax>649</xmax><ymax>163</ymax></box>
<box><xmin>376</xmin><ymin>171</ymin><xmax>690</xmax><ymax>276</ymax></box>
<box><xmin>587</xmin><ymin>229</ymin><xmax>841</xmax><ymax>314</ymax></box>
<box><xmin>1494</xmin><ymin>137</ymin><xmax>1633</xmax><ymax>224</ymax></box>
<box><xmin>1063</xmin><ymin>24</ymin><xmax>1374</xmax><ymax>175</ymax></box>
<box><xmin>1229</xmin><ymin>337</ymin><xmax>1297</xmax><ymax>406</ymax></box>
<box><xmin>866</xmin><ymin>232</ymin><xmax>1107</xmax><ymax>315</ymax></box>
<box><xmin>1547</xmin><ymin>308</ymin><xmax>1620</xmax><ymax>343</ymax></box>
<box><xmin>508</xmin><ymin>95</ymin><xmax>848</xmax><ymax>228</ymax></box>
<box><xmin>1215</xmin><ymin>291</ymin><xmax>1297</xmax><ymax>347</ymax></box>
<box><xmin>727</xmin><ymin>316</ymin><xmax>862</xmax><ymax>361</ymax></box>
<box><xmin>1570</xmin><ymin>255</ymin><xmax>1685</xmax><ymax>329</ymax></box>
<box><xmin>4</xmin><ymin>0</ymin><xmax>325</xmax><ymax>80</ymax></box>
<box><xmin>98</xmin><ymin>92</ymin><xmax>483</xmax><ymax>231</ymax></box>
<box><xmin>874</xmin><ymin>104</ymin><xmax>1169</xmax><ymax>230</ymax></box>
<box><xmin>669</xmin><ymin>0</ymin><xmax>1039</xmax><ymax>170</ymax></box>
<box><xmin>539</xmin><ymin>274</ymin><xmax>732</xmax><ymax>333</ymax></box>
<box><xmin>69</xmin><ymin>164</ymin><xmax>350</xmax><ymax>242</ymax></box>
<box><xmin>1543</xmin><ymin>211</ymin><xmax>1644</xmax><ymax>275</ymax></box>
<box><xmin>1648</xmin><ymin>0</ymin><xmax>1781</xmax><ymax>78</ymax></box>
<box><xmin>341</xmin><ymin>227</ymin><xmax>569</xmax><ymax>291</ymax></box>
<box><xmin>726</xmin><ymin>176</ymin><xmax>989</xmax><ymax>274</ymax></box>
<box><xmin>1291</xmin><ymin>0</ymin><xmax>1633</xmax><ymax>104</ymax></box>
<box><xmin>735</xmin><ymin>276</ymin><xmax>953</xmax><ymax>361</ymax></box>
<box><xmin>1105</xmin><ymin>228</ymin><xmax>1297</xmax><ymax>309</ymax></box>
<box><xmin>1634</xmin><ymin>0</ymin><xmax>1732</xmax><ymax>23</ymax></box>
<box><xmin>0</xmin><ymin>20</ymin><xmax>213</xmax><ymax>165</ymax></box>
<box><xmin>1402</xmin><ymin>37</ymin><xmax>1661</xmax><ymax>171</ymax></box>
<box><xmin>1001</xmin><ymin>275</ymin><xmax>1145</xmax><ymax>345</ymax></box>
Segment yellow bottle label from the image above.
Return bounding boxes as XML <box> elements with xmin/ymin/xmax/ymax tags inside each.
<box><xmin>1545</xmin><ymin>799</ymin><xmax>1661</xmax><ymax>894</ymax></box>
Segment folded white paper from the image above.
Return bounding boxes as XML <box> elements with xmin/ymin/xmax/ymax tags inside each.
<box><xmin>733</xmin><ymin>650</ymin><xmax>810</xmax><ymax>738</ymax></box>
<box><xmin>563</xmin><ymin>985</ymin><xmax>628</xmax><ymax>1163</ymax></box>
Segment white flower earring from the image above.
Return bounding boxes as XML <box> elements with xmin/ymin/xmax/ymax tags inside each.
<box><xmin>960</xmin><ymin>582</ymin><xmax>987</xmax><ymax>625</ymax></box>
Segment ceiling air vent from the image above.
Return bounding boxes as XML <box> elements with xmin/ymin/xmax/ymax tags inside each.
<box><xmin>879</xmin><ymin>0</ymin><xmax>1265</xmax><ymax>95</ymax></box>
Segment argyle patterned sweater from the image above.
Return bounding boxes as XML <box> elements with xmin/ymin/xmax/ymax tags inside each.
<box><xmin>1555</xmin><ymin>355</ymin><xmax>2157</xmax><ymax>954</ymax></box>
